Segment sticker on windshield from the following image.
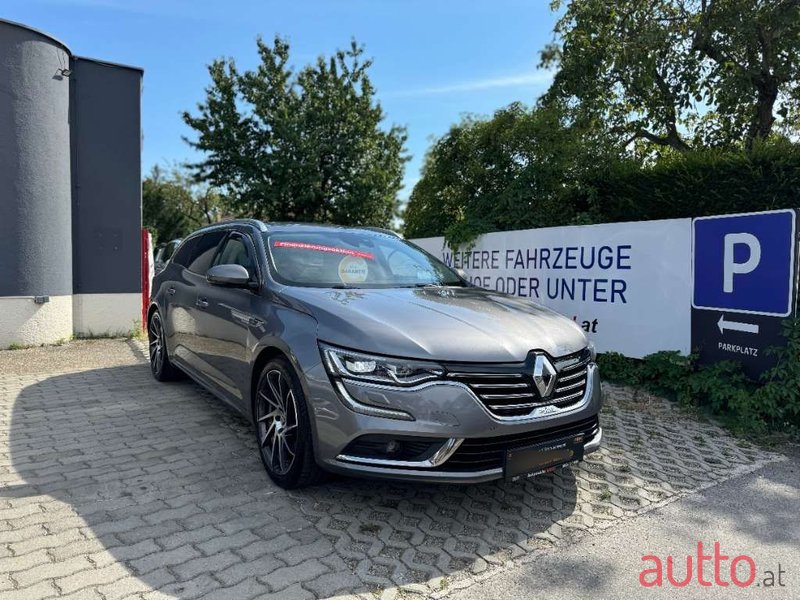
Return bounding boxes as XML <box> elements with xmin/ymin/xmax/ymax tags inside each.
<box><xmin>273</xmin><ymin>240</ymin><xmax>374</xmax><ymax>260</ymax></box>
<box><xmin>338</xmin><ymin>256</ymin><xmax>369</xmax><ymax>284</ymax></box>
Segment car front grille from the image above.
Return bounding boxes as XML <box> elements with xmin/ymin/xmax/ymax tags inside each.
<box><xmin>445</xmin><ymin>349</ymin><xmax>591</xmax><ymax>417</ymax></box>
<box><xmin>435</xmin><ymin>416</ymin><xmax>599</xmax><ymax>472</ymax></box>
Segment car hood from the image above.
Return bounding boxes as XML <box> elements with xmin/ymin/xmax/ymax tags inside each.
<box><xmin>283</xmin><ymin>286</ymin><xmax>588</xmax><ymax>362</ymax></box>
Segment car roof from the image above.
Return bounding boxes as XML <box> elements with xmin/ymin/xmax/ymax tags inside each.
<box><xmin>192</xmin><ymin>220</ymin><xmax>400</xmax><ymax>238</ymax></box>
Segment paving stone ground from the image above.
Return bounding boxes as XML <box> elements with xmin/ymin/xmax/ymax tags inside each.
<box><xmin>0</xmin><ymin>340</ymin><xmax>783</xmax><ymax>599</ymax></box>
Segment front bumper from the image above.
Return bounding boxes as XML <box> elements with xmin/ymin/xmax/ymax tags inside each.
<box><xmin>304</xmin><ymin>359</ymin><xmax>603</xmax><ymax>483</ymax></box>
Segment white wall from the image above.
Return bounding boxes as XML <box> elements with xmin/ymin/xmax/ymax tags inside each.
<box><xmin>0</xmin><ymin>296</ymin><xmax>73</xmax><ymax>348</ymax></box>
<box><xmin>0</xmin><ymin>292</ymin><xmax>142</xmax><ymax>348</ymax></box>
<box><xmin>72</xmin><ymin>293</ymin><xmax>141</xmax><ymax>337</ymax></box>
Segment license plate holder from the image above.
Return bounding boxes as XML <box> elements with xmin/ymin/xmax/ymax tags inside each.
<box><xmin>504</xmin><ymin>433</ymin><xmax>585</xmax><ymax>482</ymax></box>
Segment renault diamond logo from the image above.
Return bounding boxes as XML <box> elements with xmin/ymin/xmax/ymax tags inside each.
<box><xmin>533</xmin><ymin>355</ymin><xmax>557</xmax><ymax>397</ymax></box>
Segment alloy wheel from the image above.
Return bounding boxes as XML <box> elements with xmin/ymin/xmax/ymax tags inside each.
<box><xmin>257</xmin><ymin>370</ymin><xmax>299</xmax><ymax>475</ymax></box>
<box><xmin>148</xmin><ymin>313</ymin><xmax>164</xmax><ymax>373</ymax></box>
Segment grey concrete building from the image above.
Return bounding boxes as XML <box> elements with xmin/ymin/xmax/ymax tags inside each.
<box><xmin>0</xmin><ymin>19</ymin><xmax>143</xmax><ymax>347</ymax></box>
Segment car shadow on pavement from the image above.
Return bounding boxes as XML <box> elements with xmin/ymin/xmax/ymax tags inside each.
<box><xmin>6</xmin><ymin>364</ymin><xmax>580</xmax><ymax>599</ymax></box>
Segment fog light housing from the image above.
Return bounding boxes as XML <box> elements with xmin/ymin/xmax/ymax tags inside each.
<box><xmin>384</xmin><ymin>440</ymin><xmax>402</xmax><ymax>456</ymax></box>
<box><xmin>341</xmin><ymin>434</ymin><xmax>444</xmax><ymax>461</ymax></box>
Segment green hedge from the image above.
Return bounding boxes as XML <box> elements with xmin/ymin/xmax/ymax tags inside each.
<box><xmin>405</xmin><ymin>138</ymin><xmax>800</xmax><ymax>245</ymax></box>
<box><xmin>576</xmin><ymin>140</ymin><xmax>800</xmax><ymax>224</ymax></box>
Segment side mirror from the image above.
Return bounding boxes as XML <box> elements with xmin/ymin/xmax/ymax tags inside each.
<box><xmin>456</xmin><ymin>268</ymin><xmax>468</xmax><ymax>280</ymax></box>
<box><xmin>207</xmin><ymin>264</ymin><xmax>252</xmax><ymax>288</ymax></box>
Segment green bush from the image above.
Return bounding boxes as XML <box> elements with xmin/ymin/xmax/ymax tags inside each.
<box><xmin>639</xmin><ymin>351</ymin><xmax>693</xmax><ymax>397</ymax></box>
<box><xmin>596</xmin><ymin>352</ymin><xmax>641</xmax><ymax>386</ymax></box>
<box><xmin>755</xmin><ymin>319</ymin><xmax>800</xmax><ymax>430</ymax></box>
<box><xmin>598</xmin><ymin>318</ymin><xmax>800</xmax><ymax>437</ymax></box>
<box><xmin>577</xmin><ymin>139</ymin><xmax>800</xmax><ymax>225</ymax></box>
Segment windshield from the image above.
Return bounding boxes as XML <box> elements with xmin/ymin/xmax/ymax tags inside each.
<box><xmin>264</xmin><ymin>230</ymin><xmax>465</xmax><ymax>288</ymax></box>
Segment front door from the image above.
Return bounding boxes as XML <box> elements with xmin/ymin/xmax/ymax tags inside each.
<box><xmin>196</xmin><ymin>231</ymin><xmax>263</xmax><ymax>411</ymax></box>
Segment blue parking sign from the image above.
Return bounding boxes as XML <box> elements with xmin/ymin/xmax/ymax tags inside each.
<box><xmin>693</xmin><ymin>210</ymin><xmax>797</xmax><ymax>316</ymax></box>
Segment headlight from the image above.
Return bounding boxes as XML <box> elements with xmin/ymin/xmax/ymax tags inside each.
<box><xmin>321</xmin><ymin>343</ymin><xmax>443</xmax><ymax>387</ymax></box>
<box><xmin>587</xmin><ymin>341</ymin><xmax>597</xmax><ymax>362</ymax></box>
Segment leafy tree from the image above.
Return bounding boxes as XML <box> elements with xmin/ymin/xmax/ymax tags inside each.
<box><xmin>143</xmin><ymin>166</ymin><xmax>226</xmax><ymax>244</ymax></box>
<box><xmin>541</xmin><ymin>0</ymin><xmax>800</xmax><ymax>151</ymax></box>
<box><xmin>403</xmin><ymin>102</ymin><xmax>610</xmax><ymax>245</ymax></box>
<box><xmin>183</xmin><ymin>37</ymin><xmax>408</xmax><ymax>227</ymax></box>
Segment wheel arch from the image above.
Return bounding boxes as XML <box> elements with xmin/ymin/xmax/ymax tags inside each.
<box><xmin>250</xmin><ymin>345</ymin><xmax>293</xmax><ymax>422</ymax></box>
<box><xmin>146</xmin><ymin>302</ymin><xmax>159</xmax><ymax>324</ymax></box>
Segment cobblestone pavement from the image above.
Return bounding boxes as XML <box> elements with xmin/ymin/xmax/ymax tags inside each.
<box><xmin>0</xmin><ymin>340</ymin><xmax>783</xmax><ymax>600</ymax></box>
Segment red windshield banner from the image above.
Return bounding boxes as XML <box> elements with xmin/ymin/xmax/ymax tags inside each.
<box><xmin>272</xmin><ymin>240</ymin><xmax>375</xmax><ymax>261</ymax></box>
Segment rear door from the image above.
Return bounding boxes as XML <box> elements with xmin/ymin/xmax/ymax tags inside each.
<box><xmin>161</xmin><ymin>236</ymin><xmax>195</xmax><ymax>360</ymax></box>
<box><xmin>169</xmin><ymin>230</ymin><xmax>227</xmax><ymax>377</ymax></box>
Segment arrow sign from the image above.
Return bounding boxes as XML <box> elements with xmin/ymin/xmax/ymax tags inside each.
<box><xmin>717</xmin><ymin>314</ymin><xmax>760</xmax><ymax>335</ymax></box>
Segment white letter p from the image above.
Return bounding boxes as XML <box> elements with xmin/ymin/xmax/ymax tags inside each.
<box><xmin>723</xmin><ymin>233</ymin><xmax>761</xmax><ymax>293</ymax></box>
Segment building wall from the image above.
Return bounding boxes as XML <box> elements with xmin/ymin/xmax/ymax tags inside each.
<box><xmin>0</xmin><ymin>20</ymin><xmax>73</xmax><ymax>346</ymax></box>
<box><xmin>0</xmin><ymin>297</ymin><xmax>73</xmax><ymax>347</ymax></box>
<box><xmin>71</xmin><ymin>58</ymin><xmax>143</xmax><ymax>336</ymax></box>
<box><xmin>0</xmin><ymin>19</ymin><xmax>143</xmax><ymax>347</ymax></box>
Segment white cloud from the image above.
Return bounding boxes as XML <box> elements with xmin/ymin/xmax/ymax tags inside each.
<box><xmin>387</xmin><ymin>70</ymin><xmax>554</xmax><ymax>98</ymax></box>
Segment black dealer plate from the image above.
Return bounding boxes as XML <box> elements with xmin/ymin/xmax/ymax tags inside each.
<box><xmin>504</xmin><ymin>433</ymin><xmax>585</xmax><ymax>482</ymax></box>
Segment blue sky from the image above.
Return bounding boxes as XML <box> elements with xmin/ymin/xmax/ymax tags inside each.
<box><xmin>4</xmin><ymin>0</ymin><xmax>557</xmax><ymax>201</ymax></box>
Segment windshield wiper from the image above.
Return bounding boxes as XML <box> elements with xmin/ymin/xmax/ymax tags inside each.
<box><xmin>412</xmin><ymin>282</ymin><xmax>466</xmax><ymax>288</ymax></box>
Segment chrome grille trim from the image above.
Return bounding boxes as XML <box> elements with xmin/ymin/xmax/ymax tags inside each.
<box><xmin>487</xmin><ymin>402</ymin><xmax>538</xmax><ymax>411</ymax></box>
<box><xmin>470</xmin><ymin>382</ymin><xmax>528</xmax><ymax>389</ymax></box>
<box><xmin>481</xmin><ymin>392</ymin><xmax>534</xmax><ymax>400</ymax></box>
<box><xmin>555</xmin><ymin>380</ymin><xmax>585</xmax><ymax>393</ymax></box>
<box><xmin>555</xmin><ymin>356</ymin><xmax>590</xmax><ymax>371</ymax></box>
<box><xmin>444</xmin><ymin>348</ymin><xmax>592</xmax><ymax>418</ymax></box>
<box><xmin>551</xmin><ymin>390</ymin><xmax>584</xmax><ymax>404</ymax></box>
<box><xmin>448</xmin><ymin>372</ymin><xmax>525</xmax><ymax>379</ymax></box>
<box><xmin>558</xmin><ymin>368</ymin><xmax>587</xmax><ymax>382</ymax></box>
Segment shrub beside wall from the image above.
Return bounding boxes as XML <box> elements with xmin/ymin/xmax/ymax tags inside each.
<box><xmin>598</xmin><ymin>319</ymin><xmax>800</xmax><ymax>438</ymax></box>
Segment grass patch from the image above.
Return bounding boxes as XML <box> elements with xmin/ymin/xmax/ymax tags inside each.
<box><xmin>359</xmin><ymin>523</ymin><xmax>381</xmax><ymax>535</ymax></box>
<box><xmin>5</xmin><ymin>320</ymin><xmax>145</xmax><ymax>351</ymax></box>
<box><xmin>5</xmin><ymin>342</ymin><xmax>32</xmax><ymax>351</ymax></box>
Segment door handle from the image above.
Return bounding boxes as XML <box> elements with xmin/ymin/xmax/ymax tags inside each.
<box><xmin>196</xmin><ymin>298</ymin><xmax>209</xmax><ymax>309</ymax></box>
<box><xmin>167</xmin><ymin>287</ymin><xmax>176</xmax><ymax>295</ymax></box>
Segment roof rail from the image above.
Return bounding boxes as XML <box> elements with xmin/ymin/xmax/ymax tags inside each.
<box><xmin>362</xmin><ymin>226</ymin><xmax>402</xmax><ymax>238</ymax></box>
<box><xmin>194</xmin><ymin>219</ymin><xmax>269</xmax><ymax>233</ymax></box>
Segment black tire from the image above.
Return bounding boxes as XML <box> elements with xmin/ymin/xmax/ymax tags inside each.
<box><xmin>254</xmin><ymin>358</ymin><xmax>326</xmax><ymax>489</ymax></box>
<box><xmin>148</xmin><ymin>310</ymin><xmax>182</xmax><ymax>381</ymax></box>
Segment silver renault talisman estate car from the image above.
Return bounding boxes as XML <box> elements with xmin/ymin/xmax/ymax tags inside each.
<box><xmin>148</xmin><ymin>220</ymin><xmax>602</xmax><ymax>489</ymax></box>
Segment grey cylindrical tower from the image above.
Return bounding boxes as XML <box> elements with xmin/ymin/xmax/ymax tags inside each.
<box><xmin>0</xmin><ymin>20</ymin><xmax>73</xmax><ymax>345</ymax></box>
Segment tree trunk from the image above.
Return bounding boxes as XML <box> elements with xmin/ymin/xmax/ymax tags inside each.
<box><xmin>747</xmin><ymin>79</ymin><xmax>779</xmax><ymax>148</ymax></box>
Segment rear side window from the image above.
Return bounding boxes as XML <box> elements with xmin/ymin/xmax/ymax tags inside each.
<box><xmin>186</xmin><ymin>231</ymin><xmax>226</xmax><ymax>275</ymax></box>
<box><xmin>170</xmin><ymin>238</ymin><xmax>196</xmax><ymax>267</ymax></box>
<box><xmin>162</xmin><ymin>240</ymin><xmax>180</xmax><ymax>261</ymax></box>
